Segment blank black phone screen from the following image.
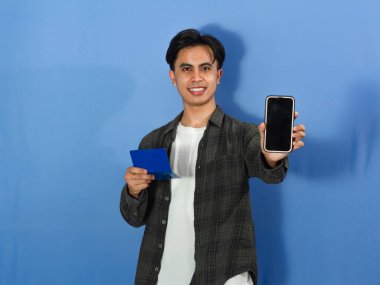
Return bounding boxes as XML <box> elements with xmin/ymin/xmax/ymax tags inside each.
<box><xmin>265</xmin><ymin>96</ymin><xmax>294</xmax><ymax>152</ymax></box>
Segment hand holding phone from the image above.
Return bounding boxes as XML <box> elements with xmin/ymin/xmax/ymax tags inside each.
<box><xmin>264</xmin><ymin>96</ymin><xmax>295</xmax><ymax>153</ymax></box>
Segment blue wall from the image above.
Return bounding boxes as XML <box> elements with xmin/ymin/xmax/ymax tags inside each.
<box><xmin>1</xmin><ymin>1</ymin><xmax>379</xmax><ymax>284</ymax></box>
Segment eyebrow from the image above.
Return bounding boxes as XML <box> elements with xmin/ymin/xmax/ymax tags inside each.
<box><xmin>179</xmin><ymin>63</ymin><xmax>192</xmax><ymax>68</ymax></box>
<box><xmin>200</xmin><ymin>63</ymin><xmax>213</xmax><ymax>67</ymax></box>
<box><xmin>179</xmin><ymin>62</ymin><xmax>213</xmax><ymax>68</ymax></box>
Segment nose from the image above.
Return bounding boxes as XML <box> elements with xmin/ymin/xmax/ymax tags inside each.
<box><xmin>192</xmin><ymin>69</ymin><xmax>203</xmax><ymax>82</ymax></box>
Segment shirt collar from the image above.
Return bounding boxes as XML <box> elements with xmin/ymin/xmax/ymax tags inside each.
<box><xmin>164</xmin><ymin>105</ymin><xmax>225</xmax><ymax>134</ymax></box>
<box><xmin>209</xmin><ymin>105</ymin><xmax>224</xmax><ymax>128</ymax></box>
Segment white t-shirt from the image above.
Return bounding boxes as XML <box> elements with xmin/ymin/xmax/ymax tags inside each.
<box><xmin>157</xmin><ymin>123</ymin><xmax>253</xmax><ymax>285</ymax></box>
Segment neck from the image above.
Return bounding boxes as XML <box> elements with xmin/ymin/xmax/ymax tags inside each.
<box><xmin>181</xmin><ymin>102</ymin><xmax>216</xmax><ymax>128</ymax></box>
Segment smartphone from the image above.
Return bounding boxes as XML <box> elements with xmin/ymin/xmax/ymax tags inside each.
<box><xmin>264</xmin><ymin>96</ymin><xmax>295</xmax><ymax>153</ymax></box>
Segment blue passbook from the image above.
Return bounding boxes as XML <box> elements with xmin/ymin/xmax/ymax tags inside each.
<box><xmin>130</xmin><ymin>148</ymin><xmax>180</xmax><ymax>180</ymax></box>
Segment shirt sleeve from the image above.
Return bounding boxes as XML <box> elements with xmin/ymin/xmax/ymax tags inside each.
<box><xmin>119</xmin><ymin>135</ymin><xmax>152</xmax><ymax>227</ymax></box>
<box><xmin>243</xmin><ymin>123</ymin><xmax>288</xmax><ymax>183</ymax></box>
<box><xmin>120</xmin><ymin>183</ymin><xmax>149</xmax><ymax>227</ymax></box>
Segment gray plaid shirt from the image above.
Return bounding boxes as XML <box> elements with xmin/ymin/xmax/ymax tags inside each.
<box><xmin>120</xmin><ymin>106</ymin><xmax>288</xmax><ymax>285</ymax></box>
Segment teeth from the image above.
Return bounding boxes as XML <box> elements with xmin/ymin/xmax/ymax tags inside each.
<box><xmin>189</xmin><ymin>87</ymin><xmax>205</xmax><ymax>92</ymax></box>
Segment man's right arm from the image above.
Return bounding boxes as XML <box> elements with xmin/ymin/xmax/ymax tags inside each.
<box><xmin>119</xmin><ymin>167</ymin><xmax>155</xmax><ymax>227</ymax></box>
<box><xmin>120</xmin><ymin>180</ymin><xmax>150</xmax><ymax>228</ymax></box>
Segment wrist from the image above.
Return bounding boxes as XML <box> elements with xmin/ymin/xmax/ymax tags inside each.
<box><xmin>266</xmin><ymin>159</ymin><xmax>278</xmax><ymax>168</ymax></box>
<box><xmin>262</xmin><ymin>153</ymin><xmax>280</xmax><ymax>168</ymax></box>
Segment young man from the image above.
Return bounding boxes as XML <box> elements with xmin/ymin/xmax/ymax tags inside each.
<box><xmin>120</xmin><ymin>29</ymin><xmax>306</xmax><ymax>285</ymax></box>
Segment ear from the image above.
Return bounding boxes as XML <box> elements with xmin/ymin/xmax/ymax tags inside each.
<box><xmin>169</xmin><ymin>70</ymin><xmax>176</xmax><ymax>86</ymax></box>
<box><xmin>217</xmin><ymin>69</ymin><xmax>223</xmax><ymax>85</ymax></box>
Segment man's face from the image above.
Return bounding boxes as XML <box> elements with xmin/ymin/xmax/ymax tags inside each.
<box><xmin>169</xmin><ymin>45</ymin><xmax>222</xmax><ymax>109</ymax></box>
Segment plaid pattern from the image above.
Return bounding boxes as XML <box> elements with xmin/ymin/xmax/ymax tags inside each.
<box><xmin>120</xmin><ymin>106</ymin><xmax>288</xmax><ymax>285</ymax></box>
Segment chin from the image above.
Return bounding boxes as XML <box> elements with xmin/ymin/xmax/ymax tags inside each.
<box><xmin>184</xmin><ymin>97</ymin><xmax>215</xmax><ymax>108</ymax></box>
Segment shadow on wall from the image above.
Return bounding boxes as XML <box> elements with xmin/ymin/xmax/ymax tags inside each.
<box><xmin>291</xmin><ymin>79</ymin><xmax>379</xmax><ymax>179</ymax></box>
<box><xmin>0</xmin><ymin>67</ymin><xmax>134</xmax><ymax>284</ymax></box>
<box><xmin>200</xmin><ymin>24</ymin><xmax>380</xmax><ymax>285</ymax></box>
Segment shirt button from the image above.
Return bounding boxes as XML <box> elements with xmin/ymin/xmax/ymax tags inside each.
<box><xmin>154</xmin><ymin>266</ymin><xmax>159</xmax><ymax>272</ymax></box>
<box><xmin>158</xmin><ymin>243</ymin><xmax>163</xmax><ymax>249</ymax></box>
<box><xmin>164</xmin><ymin>196</ymin><xmax>169</xmax><ymax>201</ymax></box>
<box><xmin>162</xmin><ymin>219</ymin><xmax>166</xmax><ymax>224</ymax></box>
<box><xmin>133</xmin><ymin>212</ymin><xmax>137</xmax><ymax>216</ymax></box>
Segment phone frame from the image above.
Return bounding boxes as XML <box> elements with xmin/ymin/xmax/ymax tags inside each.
<box><xmin>264</xmin><ymin>95</ymin><xmax>295</xmax><ymax>153</ymax></box>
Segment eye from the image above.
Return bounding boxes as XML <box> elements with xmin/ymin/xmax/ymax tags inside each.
<box><xmin>182</xmin><ymin>66</ymin><xmax>192</xmax><ymax>72</ymax></box>
<box><xmin>201</xmin><ymin>66</ymin><xmax>211</xmax><ymax>71</ymax></box>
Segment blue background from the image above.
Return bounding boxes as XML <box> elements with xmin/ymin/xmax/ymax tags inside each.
<box><xmin>1</xmin><ymin>1</ymin><xmax>379</xmax><ymax>284</ymax></box>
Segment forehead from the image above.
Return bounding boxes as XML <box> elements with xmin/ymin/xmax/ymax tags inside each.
<box><xmin>175</xmin><ymin>45</ymin><xmax>215</xmax><ymax>66</ymax></box>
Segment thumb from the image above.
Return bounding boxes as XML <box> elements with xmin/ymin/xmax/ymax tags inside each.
<box><xmin>258</xmin><ymin>122</ymin><xmax>266</xmax><ymax>133</ymax></box>
<box><xmin>258</xmin><ymin>122</ymin><xmax>266</xmax><ymax>150</ymax></box>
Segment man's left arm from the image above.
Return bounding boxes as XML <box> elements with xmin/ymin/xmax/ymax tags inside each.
<box><xmin>258</xmin><ymin>111</ymin><xmax>306</xmax><ymax>168</ymax></box>
<box><xmin>243</xmin><ymin>112</ymin><xmax>306</xmax><ymax>183</ymax></box>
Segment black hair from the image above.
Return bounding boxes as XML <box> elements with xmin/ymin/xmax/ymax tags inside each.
<box><xmin>166</xmin><ymin>29</ymin><xmax>225</xmax><ymax>71</ymax></box>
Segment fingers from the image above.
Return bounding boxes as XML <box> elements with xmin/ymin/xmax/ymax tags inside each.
<box><xmin>292</xmin><ymin>131</ymin><xmax>306</xmax><ymax>140</ymax></box>
<box><xmin>131</xmin><ymin>178</ymin><xmax>153</xmax><ymax>186</ymax></box>
<box><xmin>124</xmin><ymin>170</ymin><xmax>154</xmax><ymax>185</ymax></box>
<box><xmin>125</xmin><ymin>167</ymin><xmax>154</xmax><ymax>180</ymax></box>
<box><xmin>125</xmin><ymin>167</ymin><xmax>155</xmax><ymax>197</ymax></box>
<box><xmin>130</xmin><ymin>183</ymin><xmax>150</xmax><ymax>193</ymax></box>
<box><xmin>127</xmin><ymin>167</ymin><xmax>148</xmax><ymax>175</ymax></box>
<box><xmin>292</xmin><ymin>123</ymin><xmax>306</xmax><ymax>151</ymax></box>
<box><xmin>292</xmin><ymin>124</ymin><xmax>306</xmax><ymax>139</ymax></box>
<box><xmin>293</xmin><ymin>124</ymin><xmax>306</xmax><ymax>132</ymax></box>
<box><xmin>293</xmin><ymin>140</ymin><xmax>304</xmax><ymax>150</ymax></box>
<box><xmin>126</xmin><ymin>173</ymin><xmax>155</xmax><ymax>182</ymax></box>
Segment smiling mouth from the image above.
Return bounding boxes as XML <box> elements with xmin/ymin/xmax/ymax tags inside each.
<box><xmin>188</xmin><ymin>87</ymin><xmax>207</xmax><ymax>95</ymax></box>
